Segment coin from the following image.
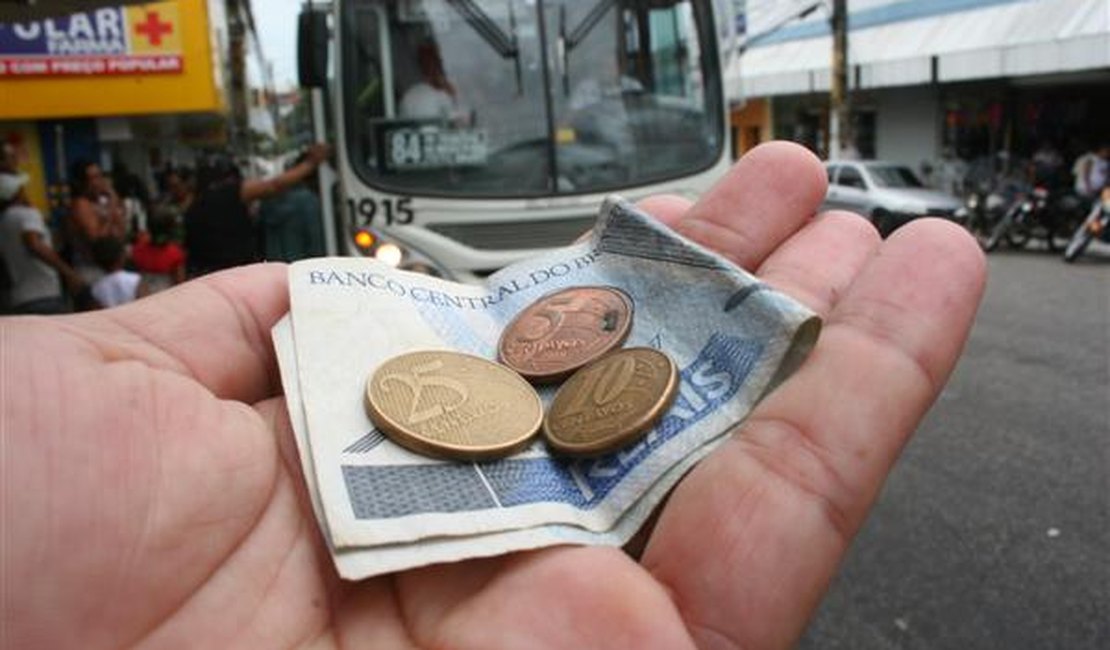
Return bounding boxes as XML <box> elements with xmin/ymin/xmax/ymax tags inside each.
<box><xmin>543</xmin><ymin>347</ymin><xmax>679</xmax><ymax>457</ymax></box>
<box><xmin>498</xmin><ymin>286</ymin><xmax>634</xmax><ymax>383</ymax></box>
<box><xmin>366</xmin><ymin>350</ymin><xmax>543</xmax><ymax>460</ymax></box>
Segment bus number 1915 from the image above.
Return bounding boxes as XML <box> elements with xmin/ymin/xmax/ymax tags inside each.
<box><xmin>347</xmin><ymin>197</ymin><xmax>415</xmax><ymax>227</ymax></box>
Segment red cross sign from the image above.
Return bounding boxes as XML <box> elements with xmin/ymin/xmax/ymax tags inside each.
<box><xmin>135</xmin><ymin>11</ymin><xmax>174</xmax><ymax>47</ymax></box>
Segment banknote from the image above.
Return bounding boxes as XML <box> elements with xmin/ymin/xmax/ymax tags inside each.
<box><xmin>286</xmin><ymin>197</ymin><xmax>820</xmax><ymax>550</ymax></box>
<box><xmin>274</xmin><ymin>316</ymin><xmax>716</xmax><ymax>579</ymax></box>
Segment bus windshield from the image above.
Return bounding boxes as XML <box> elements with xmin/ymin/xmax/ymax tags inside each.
<box><xmin>341</xmin><ymin>0</ymin><xmax>722</xmax><ymax>198</ymax></box>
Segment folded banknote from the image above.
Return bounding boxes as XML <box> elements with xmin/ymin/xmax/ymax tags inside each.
<box><xmin>276</xmin><ymin>197</ymin><xmax>820</xmax><ymax>573</ymax></box>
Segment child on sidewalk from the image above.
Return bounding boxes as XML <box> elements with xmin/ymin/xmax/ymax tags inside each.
<box><xmin>90</xmin><ymin>236</ymin><xmax>147</xmax><ymax>308</ymax></box>
<box><xmin>131</xmin><ymin>205</ymin><xmax>187</xmax><ymax>293</ymax></box>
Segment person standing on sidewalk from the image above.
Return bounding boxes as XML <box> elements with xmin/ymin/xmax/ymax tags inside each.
<box><xmin>258</xmin><ymin>152</ymin><xmax>326</xmax><ymax>262</ymax></box>
<box><xmin>65</xmin><ymin>159</ymin><xmax>126</xmax><ymax>285</ymax></box>
<box><xmin>184</xmin><ymin>144</ymin><xmax>330</xmax><ymax>276</ymax></box>
<box><xmin>1071</xmin><ymin>144</ymin><xmax>1109</xmax><ymax>199</ymax></box>
<box><xmin>0</xmin><ymin>172</ymin><xmax>89</xmax><ymax>314</ymax></box>
<box><xmin>89</xmin><ymin>235</ymin><xmax>146</xmax><ymax>308</ymax></box>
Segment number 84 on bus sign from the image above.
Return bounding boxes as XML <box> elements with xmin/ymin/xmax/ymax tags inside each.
<box><xmin>385</xmin><ymin>125</ymin><xmax>489</xmax><ymax>171</ymax></box>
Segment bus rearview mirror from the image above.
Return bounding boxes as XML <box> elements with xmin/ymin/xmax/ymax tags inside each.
<box><xmin>298</xmin><ymin>8</ymin><xmax>328</xmax><ymax>88</ymax></box>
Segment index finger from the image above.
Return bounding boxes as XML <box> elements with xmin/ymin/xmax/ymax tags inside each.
<box><xmin>668</xmin><ymin>142</ymin><xmax>829</xmax><ymax>270</ymax></box>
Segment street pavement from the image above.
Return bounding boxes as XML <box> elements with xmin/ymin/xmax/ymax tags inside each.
<box><xmin>799</xmin><ymin>239</ymin><xmax>1110</xmax><ymax>649</ymax></box>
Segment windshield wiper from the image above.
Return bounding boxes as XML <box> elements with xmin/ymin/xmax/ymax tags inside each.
<box><xmin>445</xmin><ymin>0</ymin><xmax>522</xmax><ymax>93</ymax></box>
<box><xmin>559</xmin><ymin>0</ymin><xmax>617</xmax><ymax>94</ymax></box>
<box><xmin>564</xmin><ymin>0</ymin><xmax>617</xmax><ymax>50</ymax></box>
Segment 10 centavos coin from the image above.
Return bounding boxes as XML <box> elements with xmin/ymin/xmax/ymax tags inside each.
<box><xmin>543</xmin><ymin>347</ymin><xmax>678</xmax><ymax>457</ymax></box>
<box><xmin>366</xmin><ymin>350</ymin><xmax>543</xmax><ymax>461</ymax></box>
<box><xmin>498</xmin><ymin>286</ymin><xmax>634</xmax><ymax>383</ymax></box>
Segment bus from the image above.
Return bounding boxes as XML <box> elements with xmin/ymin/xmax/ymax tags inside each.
<box><xmin>298</xmin><ymin>0</ymin><xmax>735</xmax><ymax>280</ymax></box>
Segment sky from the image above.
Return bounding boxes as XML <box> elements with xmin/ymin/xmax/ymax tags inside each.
<box><xmin>253</xmin><ymin>0</ymin><xmax>303</xmax><ymax>89</ymax></box>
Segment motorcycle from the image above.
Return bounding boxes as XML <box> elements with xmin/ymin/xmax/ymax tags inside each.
<box><xmin>962</xmin><ymin>179</ymin><xmax>1010</xmax><ymax>249</ymax></box>
<box><xmin>982</xmin><ymin>186</ymin><xmax>1079</xmax><ymax>252</ymax></box>
<box><xmin>1063</xmin><ymin>188</ymin><xmax>1110</xmax><ymax>262</ymax></box>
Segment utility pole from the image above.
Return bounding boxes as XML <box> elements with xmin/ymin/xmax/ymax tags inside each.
<box><xmin>226</xmin><ymin>0</ymin><xmax>250</xmax><ymax>154</ymax></box>
<box><xmin>829</xmin><ymin>0</ymin><xmax>850</xmax><ymax>159</ymax></box>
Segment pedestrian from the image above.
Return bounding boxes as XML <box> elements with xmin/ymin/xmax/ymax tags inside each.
<box><xmin>837</xmin><ymin>138</ymin><xmax>861</xmax><ymax>161</ymax></box>
<box><xmin>112</xmin><ymin>160</ymin><xmax>152</xmax><ymax>238</ymax></box>
<box><xmin>0</xmin><ymin>172</ymin><xmax>87</xmax><ymax>314</ymax></box>
<box><xmin>1028</xmin><ymin>140</ymin><xmax>1065</xmax><ymax>189</ymax></box>
<box><xmin>0</xmin><ymin>141</ymin><xmax>18</xmax><ymax>174</ymax></box>
<box><xmin>131</xmin><ymin>204</ymin><xmax>187</xmax><ymax>292</ymax></box>
<box><xmin>258</xmin><ymin>153</ymin><xmax>326</xmax><ymax>262</ymax></box>
<box><xmin>89</xmin><ymin>235</ymin><xmax>146</xmax><ymax>308</ymax></box>
<box><xmin>159</xmin><ymin>165</ymin><xmax>194</xmax><ymax>214</ymax></box>
<box><xmin>0</xmin><ymin>142</ymin><xmax>987</xmax><ymax>650</ymax></box>
<box><xmin>1071</xmin><ymin>143</ymin><xmax>1109</xmax><ymax>199</ymax></box>
<box><xmin>184</xmin><ymin>144</ymin><xmax>330</xmax><ymax>276</ymax></box>
<box><xmin>65</xmin><ymin>159</ymin><xmax>127</xmax><ymax>285</ymax></box>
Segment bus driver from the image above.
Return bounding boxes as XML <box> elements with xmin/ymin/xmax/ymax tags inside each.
<box><xmin>400</xmin><ymin>41</ymin><xmax>466</xmax><ymax>123</ymax></box>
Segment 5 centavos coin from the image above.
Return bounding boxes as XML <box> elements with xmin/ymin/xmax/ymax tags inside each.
<box><xmin>366</xmin><ymin>350</ymin><xmax>543</xmax><ymax>461</ymax></box>
<box><xmin>543</xmin><ymin>347</ymin><xmax>678</xmax><ymax>457</ymax></box>
<box><xmin>498</xmin><ymin>286</ymin><xmax>634</xmax><ymax>383</ymax></box>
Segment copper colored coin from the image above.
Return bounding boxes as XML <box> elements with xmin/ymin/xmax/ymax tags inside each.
<box><xmin>543</xmin><ymin>347</ymin><xmax>678</xmax><ymax>457</ymax></box>
<box><xmin>498</xmin><ymin>286</ymin><xmax>634</xmax><ymax>383</ymax></box>
<box><xmin>366</xmin><ymin>350</ymin><xmax>543</xmax><ymax>461</ymax></box>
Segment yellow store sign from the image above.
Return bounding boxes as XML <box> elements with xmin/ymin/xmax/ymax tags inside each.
<box><xmin>0</xmin><ymin>0</ymin><xmax>224</xmax><ymax>119</ymax></box>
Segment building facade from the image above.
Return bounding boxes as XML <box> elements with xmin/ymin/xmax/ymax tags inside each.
<box><xmin>728</xmin><ymin>0</ymin><xmax>1110</xmax><ymax>183</ymax></box>
<box><xmin>0</xmin><ymin>0</ymin><xmax>230</xmax><ymax>220</ymax></box>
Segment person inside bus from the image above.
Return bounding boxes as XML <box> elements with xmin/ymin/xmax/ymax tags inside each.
<box><xmin>400</xmin><ymin>40</ymin><xmax>468</xmax><ymax>124</ymax></box>
<box><xmin>1</xmin><ymin>142</ymin><xmax>987</xmax><ymax>649</ymax></box>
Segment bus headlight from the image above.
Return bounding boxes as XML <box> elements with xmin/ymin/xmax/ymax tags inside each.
<box><xmin>374</xmin><ymin>242</ymin><xmax>404</xmax><ymax>267</ymax></box>
<box><xmin>351</xmin><ymin>227</ymin><xmax>450</xmax><ymax>278</ymax></box>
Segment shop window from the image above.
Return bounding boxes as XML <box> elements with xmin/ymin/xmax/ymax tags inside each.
<box><xmin>852</xmin><ymin>110</ymin><xmax>876</xmax><ymax>159</ymax></box>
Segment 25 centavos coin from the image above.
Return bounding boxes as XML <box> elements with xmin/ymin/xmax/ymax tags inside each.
<box><xmin>543</xmin><ymin>347</ymin><xmax>678</xmax><ymax>457</ymax></box>
<box><xmin>366</xmin><ymin>350</ymin><xmax>543</xmax><ymax>461</ymax></box>
<box><xmin>498</xmin><ymin>286</ymin><xmax>634</xmax><ymax>383</ymax></box>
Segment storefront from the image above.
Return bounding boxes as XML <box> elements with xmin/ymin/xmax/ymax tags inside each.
<box><xmin>0</xmin><ymin>0</ymin><xmax>228</xmax><ymax>221</ymax></box>
<box><xmin>727</xmin><ymin>0</ymin><xmax>1110</xmax><ymax>181</ymax></box>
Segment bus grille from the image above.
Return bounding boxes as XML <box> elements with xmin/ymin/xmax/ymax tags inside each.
<box><xmin>426</xmin><ymin>216</ymin><xmax>596</xmax><ymax>251</ymax></box>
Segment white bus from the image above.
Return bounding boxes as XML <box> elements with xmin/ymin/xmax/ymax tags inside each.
<box><xmin>298</xmin><ymin>0</ymin><xmax>734</xmax><ymax>280</ymax></box>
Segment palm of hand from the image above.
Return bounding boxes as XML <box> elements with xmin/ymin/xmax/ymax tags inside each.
<box><xmin>2</xmin><ymin>144</ymin><xmax>985</xmax><ymax>650</ymax></box>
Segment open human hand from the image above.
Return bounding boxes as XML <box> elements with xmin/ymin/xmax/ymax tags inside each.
<box><xmin>1</xmin><ymin>142</ymin><xmax>985</xmax><ymax>649</ymax></box>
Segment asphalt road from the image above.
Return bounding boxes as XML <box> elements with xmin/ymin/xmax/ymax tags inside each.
<box><xmin>798</xmin><ymin>240</ymin><xmax>1110</xmax><ymax>649</ymax></box>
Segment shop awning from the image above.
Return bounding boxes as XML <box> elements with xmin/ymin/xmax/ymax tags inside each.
<box><xmin>727</xmin><ymin>0</ymin><xmax>1110</xmax><ymax>99</ymax></box>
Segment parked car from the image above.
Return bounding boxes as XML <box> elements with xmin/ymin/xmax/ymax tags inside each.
<box><xmin>823</xmin><ymin>160</ymin><xmax>967</xmax><ymax>236</ymax></box>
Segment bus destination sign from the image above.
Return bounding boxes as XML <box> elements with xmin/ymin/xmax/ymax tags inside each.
<box><xmin>379</xmin><ymin>124</ymin><xmax>489</xmax><ymax>172</ymax></box>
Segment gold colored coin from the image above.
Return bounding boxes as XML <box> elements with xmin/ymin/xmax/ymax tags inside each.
<box><xmin>543</xmin><ymin>347</ymin><xmax>678</xmax><ymax>457</ymax></box>
<box><xmin>366</xmin><ymin>350</ymin><xmax>543</xmax><ymax>461</ymax></box>
<box><xmin>498</xmin><ymin>286</ymin><xmax>635</xmax><ymax>384</ymax></box>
